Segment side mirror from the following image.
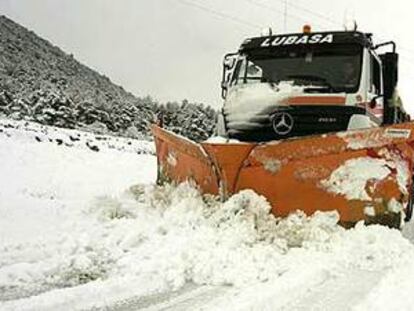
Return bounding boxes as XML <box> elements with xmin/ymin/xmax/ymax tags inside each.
<box><xmin>370</xmin><ymin>95</ymin><xmax>383</xmax><ymax>109</ymax></box>
<box><xmin>223</xmin><ymin>56</ymin><xmax>236</xmax><ymax>70</ymax></box>
<box><xmin>221</xmin><ymin>53</ymin><xmax>238</xmax><ymax>99</ymax></box>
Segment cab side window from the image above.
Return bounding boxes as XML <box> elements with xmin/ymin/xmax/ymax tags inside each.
<box><xmin>230</xmin><ymin>59</ymin><xmax>243</xmax><ymax>86</ymax></box>
<box><xmin>371</xmin><ymin>55</ymin><xmax>382</xmax><ymax>95</ymax></box>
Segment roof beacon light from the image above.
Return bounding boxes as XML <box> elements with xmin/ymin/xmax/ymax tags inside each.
<box><xmin>261</xmin><ymin>27</ymin><xmax>273</xmax><ymax>37</ymax></box>
<box><xmin>344</xmin><ymin>18</ymin><xmax>358</xmax><ymax>31</ymax></box>
<box><xmin>303</xmin><ymin>24</ymin><xmax>312</xmax><ymax>34</ymax></box>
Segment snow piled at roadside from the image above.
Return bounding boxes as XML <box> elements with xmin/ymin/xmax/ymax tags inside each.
<box><xmin>2</xmin><ymin>120</ymin><xmax>414</xmax><ymax>311</ymax></box>
<box><xmin>2</xmin><ymin>181</ymin><xmax>414</xmax><ymax>310</ymax></box>
<box><xmin>0</xmin><ymin>118</ymin><xmax>155</xmax><ymax>155</ymax></box>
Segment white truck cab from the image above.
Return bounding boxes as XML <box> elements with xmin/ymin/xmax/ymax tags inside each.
<box><xmin>220</xmin><ymin>29</ymin><xmax>408</xmax><ymax>141</ymax></box>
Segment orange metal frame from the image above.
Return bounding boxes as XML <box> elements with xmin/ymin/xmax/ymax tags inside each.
<box><xmin>152</xmin><ymin>123</ymin><xmax>414</xmax><ymax>227</ymax></box>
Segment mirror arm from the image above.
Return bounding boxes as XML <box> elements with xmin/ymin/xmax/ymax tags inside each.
<box><xmin>221</xmin><ymin>52</ymin><xmax>239</xmax><ymax>100</ymax></box>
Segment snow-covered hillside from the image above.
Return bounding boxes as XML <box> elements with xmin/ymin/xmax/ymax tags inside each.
<box><xmin>2</xmin><ymin>120</ymin><xmax>414</xmax><ymax>311</ymax></box>
<box><xmin>0</xmin><ymin>15</ymin><xmax>217</xmax><ymax>141</ymax></box>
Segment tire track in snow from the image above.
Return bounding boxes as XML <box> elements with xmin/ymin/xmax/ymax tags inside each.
<box><xmin>96</xmin><ymin>284</ymin><xmax>229</xmax><ymax>311</ymax></box>
<box><xmin>279</xmin><ymin>270</ymin><xmax>384</xmax><ymax>311</ymax></box>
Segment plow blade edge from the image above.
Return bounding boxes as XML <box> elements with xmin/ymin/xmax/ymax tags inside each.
<box><xmin>152</xmin><ymin>124</ymin><xmax>414</xmax><ymax>227</ymax></box>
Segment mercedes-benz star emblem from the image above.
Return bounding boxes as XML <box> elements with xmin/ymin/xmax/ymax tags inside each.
<box><xmin>272</xmin><ymin>112</ymin><xmax>294</xmax><ymax>135</ymax></box>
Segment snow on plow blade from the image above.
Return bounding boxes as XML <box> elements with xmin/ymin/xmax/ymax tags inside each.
<box><xmin>152</xmin><ymin>124</ymin><xmax>414</xmax><ymax>227</ymax></box>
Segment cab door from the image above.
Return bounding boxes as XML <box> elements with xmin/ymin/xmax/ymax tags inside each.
<box><xmin>367</xmin><ymin>53</ymin><xmax>384</xmax><ymax>124</ymax></box>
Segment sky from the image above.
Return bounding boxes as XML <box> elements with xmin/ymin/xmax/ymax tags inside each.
<box><xmin>1</xmin><ymin>0</ymin><xmax>414</xmax><ymax>113</ymax></box>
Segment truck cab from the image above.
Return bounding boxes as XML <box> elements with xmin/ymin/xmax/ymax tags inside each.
<box><xmin>220</xmin><ymin>29</ymin><xmax>409</xmax><ymax>141</ymax></box>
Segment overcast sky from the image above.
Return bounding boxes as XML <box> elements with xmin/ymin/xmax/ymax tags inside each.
<box><xmin>1</xmin><ymin>0</ymin><xmax>414</xmax><ymax>113</ymax></box>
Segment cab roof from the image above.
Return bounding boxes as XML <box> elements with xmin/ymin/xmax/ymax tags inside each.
<box><xmin>239</xmin><ymin>31</ymin><xmax>373</xmax><ymax>52</ymax></box>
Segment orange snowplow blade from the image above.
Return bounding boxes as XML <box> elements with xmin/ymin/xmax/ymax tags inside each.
<box><xmin>152</xmin><ymin>124</ymin><xmax>414</xmax><ymax>227</ymax></box>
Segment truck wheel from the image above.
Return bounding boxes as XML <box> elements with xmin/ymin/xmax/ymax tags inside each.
<box><xmin>405</xmin><ymin>177</ymin><xmax>414</xmax><ymax>222</ymax></box>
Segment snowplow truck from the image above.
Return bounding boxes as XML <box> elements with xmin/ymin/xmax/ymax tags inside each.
<box><xmin>152</xmin><ymin>28</ymin><xmax>414</xmax><ymax>228</ymax></box>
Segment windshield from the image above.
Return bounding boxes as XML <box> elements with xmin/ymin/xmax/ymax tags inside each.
<box><xmin>232</xmin><ymin>44</ymin><xmax>363</xmax><ymax>93</ymax></box>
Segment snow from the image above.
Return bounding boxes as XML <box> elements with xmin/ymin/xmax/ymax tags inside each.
<box><xmin>353</xmin><ymin>224</ymin><xmax>414</xmax><ymax>311</ymax></box>
<box><xmin>321</xmin><ymin>157</ymin><xmax>392</xmax><ymax>201</ymax></box>
<box><xmin>2</xmin><ymin>120</ymin><xmax>414</xmax><ymax>310</ymax></box>
<box><xmin>224</xmin><ymin>82</ymin><xmax>304</xmax><ymax>132</ymax></box>
<box><xmin>337</xmin><ymin>129</ymin><xmax>383</xmax><ymax>150</ymax></box>
<box><xmin>346</xmin><ymin>114</ymin><xmax>378</xmax><ymax>131</ymax></box>
<box><xmin>0</xmin><ymin>118</ymin><xmax>156</xmax><ymax>155</ymax></box>
<box><xmin>394</xmin><ymin>155</ymin><xmax>411</xmax><ymax>196</ymax></box>
<box><xmin>321</xmin><ymin>155</ymin><xmax>410</xmax><ymax>205</ymax></box>
<box><xmin>204</xmin><ymin>136</ymin><xmax>243</xmax><ymax>144</ymax></box>
<box><xmin>364</xmin><ymin>206</ymin><xmax>376</xmax><ymax>217</ymax></box>
<box><xmin>0</xmin><ymin>120</ymin><xmax>157</xmax><ymax>306</ymax></box>
<box><xmin>0</xmin><ymin>16</ymin><xmax>217</xmax><ymax>142</ymax></box>
<box><xmin>166</xmin><ymin>151</ymin><xmax>178</xmax><ymax>167</ymax></box>
<box><xmin>387</xmin><ymin>198</ymin><xmax>404</xmax><ymax>213</ymax></box>
<box><xmin>353</xmin><ymin>264</ymin><xmax>414</xmax><ymax>311</ymax></box>
<box><xmin>261</xmin><ymin>158</ymin><xmax>283</xmax><ymax>174</ymax></box>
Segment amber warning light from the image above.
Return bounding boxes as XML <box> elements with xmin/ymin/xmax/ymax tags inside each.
<box><xmin>303</xmin><ymin>24</ymin><xmax>312</xmax><ymax>33</ymax></box>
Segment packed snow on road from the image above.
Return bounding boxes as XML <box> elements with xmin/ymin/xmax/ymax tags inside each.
<box><xmin>2</xmin><ymin>119</ymin><xmax>414</xmax><ymax>311</ymax></box>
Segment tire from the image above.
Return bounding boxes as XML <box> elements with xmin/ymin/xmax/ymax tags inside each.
<box><xmin>405</xmin><ymin>176</ymin><xmax>414</xmax><ymax>222</ymax></box>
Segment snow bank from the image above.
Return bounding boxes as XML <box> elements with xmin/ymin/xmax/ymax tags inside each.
<box><xmin>2</xmin><ymin>181</ymin><xmax>413</xmax><ymax>310</ymax></box>
<box><xmin>0</xmin><ymin>118</ymin><xmax>155</xmax><ymax>155</ymax></box>
<box><xmin>2</xmin><ymin>120</ymin><xmax>414</xmax><ymax>310</ymax></box>
<box><xmin>0</xmin><ymin>119</ymin><xmax>157</xmax><ymax>306</ymax></box>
